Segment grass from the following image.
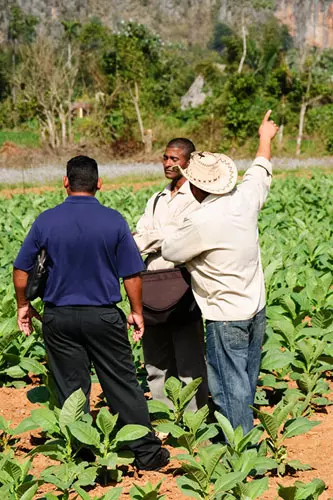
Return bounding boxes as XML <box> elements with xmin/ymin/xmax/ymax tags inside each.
<box><xmin>0</xmin><ymin>130</ymin><xmax>40</xmax><ymax>148</ymax></box>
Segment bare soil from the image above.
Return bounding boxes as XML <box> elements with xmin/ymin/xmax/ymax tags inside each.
<box><xmin>1</xmin><ymin>383</ymin><xmax>332</xmax><ymax>499</ymax></box>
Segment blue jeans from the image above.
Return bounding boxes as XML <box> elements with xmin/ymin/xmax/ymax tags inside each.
<box><xmin>206</xmin><ymin>307</ymin><xmax>266</xmax><ymax>435</ymax></box>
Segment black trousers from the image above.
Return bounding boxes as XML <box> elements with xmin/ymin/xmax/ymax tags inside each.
<box><xmin>42</xmin><ymin>304</ymin><xmax>162</xmax><ymax>466</ymax></box>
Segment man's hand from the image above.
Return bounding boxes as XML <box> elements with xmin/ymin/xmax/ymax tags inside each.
<box><xmin>127</xmin><ymin>312</ymin><xmax>144</xmax><ymax>342</ymax></box>
<box><xmin>259</xmin><ymin>110</ymin><xmax>279</xmax><ymax>140</ymax></box>
<box><xmin>17</xmin><ymin>303</ymin><xmax>42</xmax><ymax>336</ymax></box>
<box><xmin>256</xmin><ymin>110</ymin><xmax>279</xmax><ymax>160</ymax></box>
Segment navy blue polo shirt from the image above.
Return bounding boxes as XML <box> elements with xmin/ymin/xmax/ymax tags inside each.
<box><xmin>14</xmin><ymin>196</ymin><xmax>145</xmax><ymax>306</ymax></box>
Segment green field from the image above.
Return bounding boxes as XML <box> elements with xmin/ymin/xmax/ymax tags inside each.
<box><xmin>0</xmin><ymin>174</ymin><xmax>332</xmax><ymax>498</ymax></box>
<box><xmin>0</xmin><ymin>130</ymin><xmax>40</xmax><ymax>148</ymax></box>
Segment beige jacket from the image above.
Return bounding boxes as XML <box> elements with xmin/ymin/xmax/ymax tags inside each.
<box><xmin>162</xmin><ymin>157</ymin><xmax>272</xmax><ymax>321</ymax></box>
<box><xmin>134</xmin><ymin>180</ymin><xmax>200</xmax><ymax>270</ymax></box>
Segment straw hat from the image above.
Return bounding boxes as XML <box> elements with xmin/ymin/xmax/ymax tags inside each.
<box><xmin>179</xmin><ymin>151</ymin><xmax>238</xmax><ymax>195</ymax></box>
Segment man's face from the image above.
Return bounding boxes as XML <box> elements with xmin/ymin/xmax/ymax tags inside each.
<box><xmin>163</xmin><ymin>147</ymin><xmax>188</xmax><ymax>180</ymax></box>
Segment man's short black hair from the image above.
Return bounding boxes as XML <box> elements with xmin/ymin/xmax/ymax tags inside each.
<box><xmin>66</xmin><ymin>155</ymin><xmax>99</xmax><ymax>193</ymax></box>
<box><xmin>166</xmin><ymin>138</ymin><xmax>195</xmax><ymax>161</ymax></box>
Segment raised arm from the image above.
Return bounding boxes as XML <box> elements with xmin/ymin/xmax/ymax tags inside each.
<box><xmin>239</xmin><ymin>110</ymin><xmax>279</xmax><ymax>211</ymax></box>
<box><xmin>256</xmin><ymin>110</ymin><xmax>279</xmax><ymax>160</ymax></box>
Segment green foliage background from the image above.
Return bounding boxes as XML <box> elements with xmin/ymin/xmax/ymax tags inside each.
<box><xmin>1</xmin><ymin>5</ymin><xmax>333</xmax><ymax>155</ymax></box>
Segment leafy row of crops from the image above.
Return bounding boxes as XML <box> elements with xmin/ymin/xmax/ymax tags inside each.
<box><xmin>0</xmin><ymin>173</ymin><xmax>332</xmax><ymax>499</ymax></box>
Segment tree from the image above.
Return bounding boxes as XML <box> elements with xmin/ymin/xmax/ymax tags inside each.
<box><xmin>104</xmin><ymin>21</ymin><xmax>164</xmax><ymax>150</ymax></box>
<box><xmin>7</xmin><ymin>6</ymin><xmax>39</xmax><ymax>105</ymax></box>
<box><xmin>61</xmin><ymin>20</ymin><xmax>81</xmax><ymax>68</ymax></box>
<box><xmin>291</xmin><ymin>47</ymin><xmax>333</xmax><ymax>155</ymax></box>
<box><xmin>17</xmin><ymin>37</ymin><xmax>78</xmax><ymax>149</ymax></box>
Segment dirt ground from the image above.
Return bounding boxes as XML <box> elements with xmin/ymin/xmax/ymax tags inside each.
<box><xmin>0</xmin><ymin>383</ymin><xmax>332</xmax><ymax>500</ymax></box>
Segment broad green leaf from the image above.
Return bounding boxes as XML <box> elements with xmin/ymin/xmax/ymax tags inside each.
<box><xmin>3</xmin><ymin>459</ymin><xmax>21</xmax><ymax>483</ymax></box>
<box><xmin>214</xmin><ymin>471</ymin><xmax>247</xmax><ymax>494</ymax></box>
<box><xmin>178</xmin><ymin>432</ymin><xmax>196</xmax><ymax>454</ymax></box>
<box><xmin>261</xmin><ymin>349</ymin><xmax>295</xmax><ymax>371</ymax></box>
<box><xmin>250</xmin><ymin>407</ymin><xmax>278</xmax><ymax>442</ymax></box>
<box><xmin>275</xmin><ymin>399</ymin><xmax>299</xmax><ymax>429</ymax></box>
<box><xmin>96</xmin><ymin>407</ymin><xmax>118</xmax><ymax>438</ymax></box>
<box><xmin>147</xmin><ymin>400</ymin><xmax>171</xmax><ymax>415</ymax></box>
<box><xmin>0</xmin><ymin>470</ymin><xmax>13</xmax><ymax>484</ymax></box>
<box><xmin>237</xmin><ymin>425</ymin><xmax>264</xmax><ymax>452</ymax></box>
<box><xmin>103</xmin><ymin>487</ymin><xmax>123</xmax><ymax>500</ymax></box>
<box><xmin>20</xmin><ymin>358</ymin><xmax>47</xmax><ymax>375</ymax></box>
<box><xmin>294</xmin><ymin>478</ymin><xmax>326</xmax><ymax>499</ymax></box>
<box><xmin>14</xmin><ymin>418</ymin><xmax>40</xmax><ymax>435</ymax></box>
<box><xmin>18</xmin><ymin>483</ymin><xmax>39</xmax><ymax>500</ymax></box>
<box><xmin>30</xmin><ymin>408</ymin><xmax>59</xmax><ymax>432</ymax></box>
<box><xmin>68</xmin><ymin>421</ymin><xmax>101</xmax><ymax>448</ymax></box>
<box><xmin>59</xmin><ymin>389</ymin><xmax>86</xmax><ymax>435</ymax></box>
<box><xmin>287</xmin><ymin>459</ymin><xmax>312</xmax><ymax>471</ymax></box>
<box><xmin>179</xmin><ymin>378</ymin><xmax>203</xmax><ymax>408</ymax></box>
<box><xmin>181</xmin><ymin>462</ymin><xmax>207</xmax><ymax>491</ymax></box>
<box><xmin>200</xmin><ymin>444</ymin><xmax>226</xmax><ymax>480</ymax></box>
<box><xmin>283</xmin><ymin>418</ymin><xmax>320</xmax><ymax>440</ymax></box>
<box><xmin>183</xmin><ymin>405</ymin><xmax>209</xmax><ymax>434</ymax></box>
<box><xmin>176</xmin><ymin>475</ymin><xmax>204</xmax><ymax>500</ymax></box>
<box><xmin>155</xmin><ymin>422</ymin><xmax>185</xmax><ymax>438</ymax></box>
<box><xmin>115</xmin><ymin>424</ymin><xmax>149</xmax><ymax>442</ymax></box>
<box><xmin>74</xmin><ymin>465</ymin><xmax>97</xmax><ymax>486</ymax></box>
<box><xmin>164</xmin><ymin>376</ymin><xmax>182</xmax><ymax>406</ymax></box>
<box><xmin>214</xmin><ymin>411</ymin><xmax>234</xmax><ymax>444</ymax></box>
<box><xmin>5</xmin><ymin>365</ymin><xmax>26</xmax><ymax>379</ymax></box>
<box><xmin>238</xmin><ymin>477</ymin><xmax>269</xmax><ymax>499</ymax></box>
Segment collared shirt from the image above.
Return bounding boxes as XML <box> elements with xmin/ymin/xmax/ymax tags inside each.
<box><xmin>162</xmin><ymin>157</ymin><xmax>272</xmax><ymax>321</ymax></box>
<box><xmin>134</xmin><ymin>180</ymin><xmax>200</xmax><ymax>270</ymax></box>
<box><xmin>14</xmin><ymin>196</ymin><xmax>145</xmax><ymax>306</ymax></box>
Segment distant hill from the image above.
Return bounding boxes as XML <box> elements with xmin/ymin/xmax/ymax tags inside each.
<box><xmin>0</xmin><ymin>0</ymin><xmax>333</xmax><ymax>48</ymax></box>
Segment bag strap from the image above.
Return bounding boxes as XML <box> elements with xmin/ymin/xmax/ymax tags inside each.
<box><xmin>152</xmin><ymin>191</ymin><xmax>165</xmax><ymax>215</ymax></box>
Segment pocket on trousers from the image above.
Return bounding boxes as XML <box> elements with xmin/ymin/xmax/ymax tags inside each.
<box><xmin>100</xmin><ymin>310</ymin><xmax>121</xmax><ymax>325</ymax></box>
<box><xmin>43</xmin><ymin>314</ymin><xmax>55</xmax><ymax>325</ymax></box>
<box><xmin>224</xmin><ymin>324</ymin><xmax>249</xmax><ymax>350</ymax></box>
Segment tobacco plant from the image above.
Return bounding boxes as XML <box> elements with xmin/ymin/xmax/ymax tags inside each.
<box><xmin>130</xmin><ymin>480</ymin><xmax>165</xmax><ymax>500</ymax></box>
<box><xmin>0</xmin><ymin>453</ymin><xmax>39</xmax><ymax>500</ymax></box>
<box><xmin>250</xmin><ymin>398</ymin><xmax>320</xmax><ymax>475</ymax></box>
<box><xmin>278</xmin><ymin>478</ymin><xmax>326</xmax><ymax>499</ymax></box>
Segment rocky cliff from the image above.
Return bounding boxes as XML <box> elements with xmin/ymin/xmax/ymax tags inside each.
<box><xmin>0</xmin><ymin>0</ymin><xmax>333</xmax><ymax>48</ymax></box>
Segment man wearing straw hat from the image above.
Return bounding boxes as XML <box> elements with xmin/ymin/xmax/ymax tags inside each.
<box><xmin>162</xmin><ymin>111</ymin><xmax>279</xmax><ymax>433</ymax></box>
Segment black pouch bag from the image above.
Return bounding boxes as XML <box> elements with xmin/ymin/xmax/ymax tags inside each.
<box><xmin>26</xmin><ymin>249</ymin><xmax>48</xmax><ymax>301</ymax></box>
<box><xmin>142</xmin><ymin>266</ymin><xmax>201</xmax><ymax>326</ymax></box>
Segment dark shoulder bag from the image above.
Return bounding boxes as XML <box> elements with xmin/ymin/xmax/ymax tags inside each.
<box><xmin>141</xmin><ymin>192</ymin><xmax>200</xmax><ymax>326</ymax></box>
<box><xmin>142</xmin><ymin>266</ymin><xmax>201</xmax><ymax>326</ymax></box>
<box><xmin>26</xmin><ymin>249</ymin><xmax>48</xmax><ymax>301</ymax></box>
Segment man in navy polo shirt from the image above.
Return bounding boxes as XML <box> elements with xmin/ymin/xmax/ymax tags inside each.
<box><xmin>13</xmin><ymin>155</ymin><xmax>169</xmax><ymax>471</ymax></box>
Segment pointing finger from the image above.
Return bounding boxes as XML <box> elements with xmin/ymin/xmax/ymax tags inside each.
<box><xmin>263</xmin><ymin>109</ymin><xmax>272</xmax><ymax>122</ymax></box>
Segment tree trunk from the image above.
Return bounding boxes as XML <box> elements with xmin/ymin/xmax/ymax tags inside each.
<box><xmin>67</xmin><ymin>41</ymin><xmax>72</xmax><ymax>68</ymax></box>
<box><xmin>144</xmin><ymin>129</ymin><xmax>153</xmax><ymax>155</ymax></box>
<box><xmin>296</xmin><ymin>99</ymin><xmax>307</xmax><ymax>156</ymax></box>
<box><xmin>278</xmin><ymin>95</ymin><xmax>286</xmax><ymax>149</ymax></box>
<box><xmin>68</xmin><ymin>88</ymin><xmax>73</xmax><ymax>143</ymax></box>
<box><xmin>130</xmin><ymin>81</ymin><xmax>145</xmax><ymax>144</ymax></box>
<box><xmin>237</xmin><ymin>10</ymin><xmax>247</xmax><ymax>74</ymax></box>
<box><xmin>59</xmin><ymin>105</ymin><xmax>67</xmax><ymax>147</ymax></box>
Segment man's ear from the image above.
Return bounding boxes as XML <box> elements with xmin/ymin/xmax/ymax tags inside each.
<box><xmin>97</xmin><ymin>177</ymin><xmax>102</xmax><ymax>191</ymax></box>
<box><xmin>63</xmin><ymin>176</ymin><xmax>70</xmax><ymax>189</ymax></box>
<box><xmin>183</xmin><ymin>159</ymin><xmax>190</xmax><ymax>170</ymax></box>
